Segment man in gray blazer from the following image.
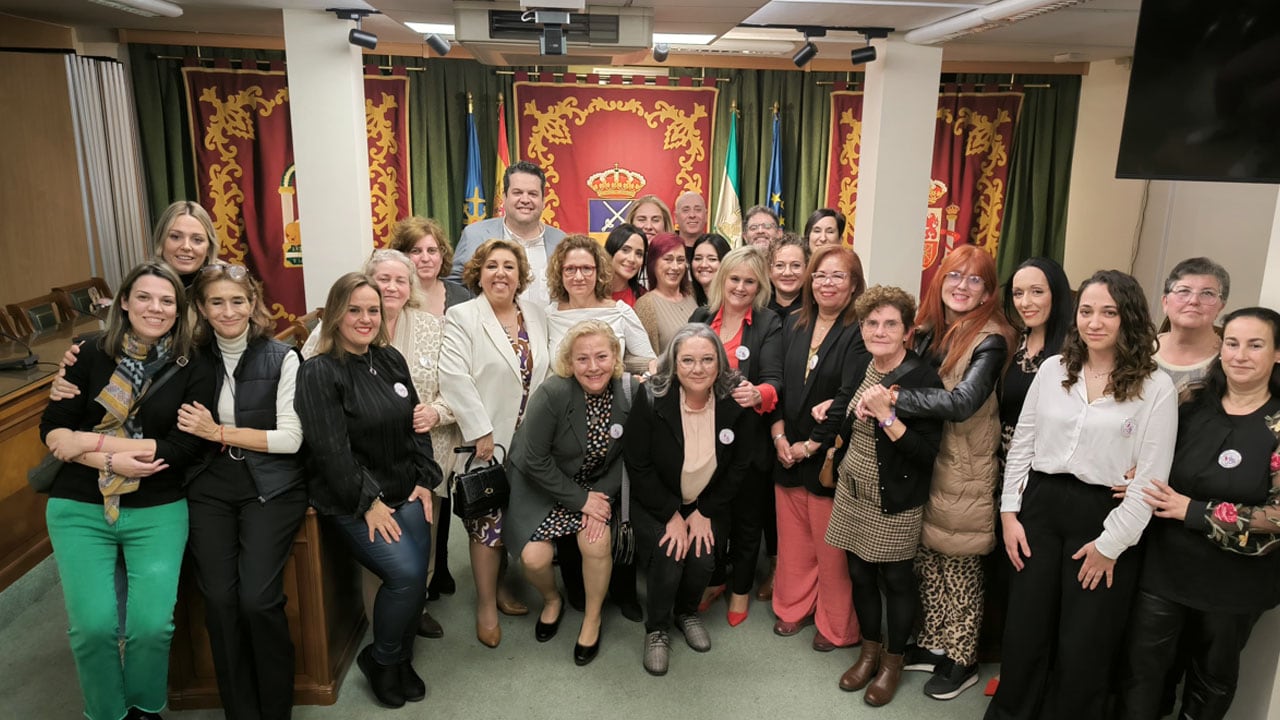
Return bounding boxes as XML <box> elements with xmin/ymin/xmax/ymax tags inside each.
<box><xmin>450</xmin><ymin>161</ymin><xmax>567</xmax><ymax>306</ymax></box>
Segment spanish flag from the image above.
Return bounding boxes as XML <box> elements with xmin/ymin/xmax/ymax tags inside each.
<box><xmin>494</xmin><ymin>94</ymin><xmax>510</xmax><ymax>217</ymax></box>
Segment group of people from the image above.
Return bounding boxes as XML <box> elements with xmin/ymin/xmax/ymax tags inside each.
<box><xmin>33</xmin><ymin>160</ymin><xmax>1279</xmax><ymax>720</ymax></box>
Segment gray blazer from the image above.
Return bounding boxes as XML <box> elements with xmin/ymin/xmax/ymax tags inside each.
<box><xmin>500</xmin><ymin>373</ymin><xmax>639</xmax><ymax>557</ymax></box>
<box><xmin>448</xmin><ymin>217</ymin><xmax>567</xmax><ymax>280</ymax></box>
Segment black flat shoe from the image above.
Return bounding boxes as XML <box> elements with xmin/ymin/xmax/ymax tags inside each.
<box><xmin>357</xmin><ymin>644</ymin><xmax>405</xmax><ymax>708</ymax></box>
<box><xmin>417</xmin><ymin>608</ymin><xmax>444</xmax><ymax>638</ymax></box>
<box><xmin>535</xmin><ymin>596</ymin><xmax>565</xmax><ymax>642</ymax></box>
<box><xmin>574</xmin><ymin>627</ymin><xmax>601</xmax><ymax>666</ymax></box>
<box><xmin>126</xmin><ymin>709</ymin><xmax>164</xmax><ymax>720</ymax></box>
<box><xmin>399</xmin><ymin>661</ymin><xmax>426</xmax><ymax>702</ymax></box>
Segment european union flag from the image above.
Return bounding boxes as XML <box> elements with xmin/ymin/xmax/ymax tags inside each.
<box><xmin>766</xmin><ymin>109</ymin><xmax>785</xmax><ymax>227</ymax></box>
<box><xmin>463</xmin><ymin>103</ymin><xmax>486</xmax><ymax>225</ymax></box>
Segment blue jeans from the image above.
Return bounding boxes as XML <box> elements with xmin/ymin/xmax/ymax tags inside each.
<box><xmin>327</xmin><ymin>500</ymin><xmax>431</xmax><ymax>665</ymax></box>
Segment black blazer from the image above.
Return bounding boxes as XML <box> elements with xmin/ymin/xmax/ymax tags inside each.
<box><xmin>689</xmin><ymin>305</ymin><xmax>783</xmax><ymax>468</ymax></box>
<box><xmin>40</xmin><ymin>334</ymin><xmax>215</xmax><ymax>508</ymax></box>
<box><xmin>771</xmin><ymin>313</ymin><xmax>869</xmax><ymax>496</ymax></box>
<box><xmin>624</xmin><ymin>384</ymin><xmax>753</xmax><ymax>525</ymax></box>
<box><xmin>833</xmin><ymin>351</ymin><xmax>945</xmax><ymax>513</ymax></box>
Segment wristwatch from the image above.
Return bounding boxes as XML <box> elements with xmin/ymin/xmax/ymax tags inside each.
<box><xmin>879</xmin><ymin>413</ymin><xmax>897</xmax><ymax>428</ymax></box>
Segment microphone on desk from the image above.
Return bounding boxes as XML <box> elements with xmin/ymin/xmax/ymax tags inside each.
<box><xmin>0</xmin><ymin>330</ymin><xmax>38</xmax><ymax>371</ymax></box>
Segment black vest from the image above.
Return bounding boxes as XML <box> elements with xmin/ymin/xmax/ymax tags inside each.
<box><xmin>197</xmin><ymin>336</ymin><xmax>304</xmax><ymax>501</ymax></box>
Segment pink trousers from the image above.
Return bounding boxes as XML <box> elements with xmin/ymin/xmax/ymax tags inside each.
<box><xmin>771</xmin><ymin>485</ymin><xmax>860</xmax><ymax>646</ymax></box>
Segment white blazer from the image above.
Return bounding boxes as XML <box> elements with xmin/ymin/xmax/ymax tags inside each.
<box><xmin>439</xmin><ymin>296</ymin><xmax>550</xmax><ymax>451</ymax></box>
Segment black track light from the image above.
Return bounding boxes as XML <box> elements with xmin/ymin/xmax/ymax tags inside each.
<box><xmin>850</xmin><ymin>45</ymin><xmax>877</xmax><ymax>65</ymax></box>
<box><xmin>653</xmin><ymin>42</ymin><xmax>670</xmax><ymax>62</ymax></box>
<box><xmin>348</xmin><ymin>28</ymin><xmax>377</xmax><ymax>50</ymax></box>
<box><xmin>426</xmin><ymin>33</ymin><xmax>451</xmax><ymax>56</ymax></box>
<box><xmin>792</xmin><ymin>40</ymin><xmax>818</xmax><ymax>68</ymax></box>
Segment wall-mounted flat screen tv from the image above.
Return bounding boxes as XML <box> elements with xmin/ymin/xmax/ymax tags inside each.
<box><xmin>1116</xmin><ymin>0</ymin><xmax>1280</xmax><ymax>183</ymax></box>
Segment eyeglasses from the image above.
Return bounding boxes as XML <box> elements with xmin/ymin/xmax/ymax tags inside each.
<box><xmin>199</xmin><ymin>263</ymin><xmax>248</xmax><ymax>281</ymax></box>
<box><xmin>562</xmin><ymin>265</ymin><xmax>597</xmax><ymax>277</ymax></box>
<box><xmin>944</xmin><ymin>271</ymin><xmax>984</xmax><ymax>289</ymax></box>
<box><xmin>1168</xmin><ymin>287</ymin><xmax>1222</xmax><ymax>304</ymax></box>
<box><xmin>772</xmin><ymin>261</ymin><xmax>804</xmax><ymax>274</ymax></box>
<box><xmin>811</xmin><ymin>272</ymin><xmax>850</xmax><ymax>285</ymax></box>
<box><xmin>677</xmin><ymin>356</ymin><xmax>718</xmax><ymax>370</ymax></box>
<box><xmin>747</xmin><ymin>223</ymin><xmax>777</xmax><ymax>233</ymax></box>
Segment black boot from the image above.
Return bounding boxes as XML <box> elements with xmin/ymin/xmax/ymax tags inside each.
<box><xmin>427</xmin><ymin>498</ymin><xmax>456</xmax><ymax>599</ymax></box>
<box><xmin>399</xmin><ymin>661</ymin><xmax>426</xmax><ymax>702</ymax></box>
<box><xmin>357</xmin><ymin>644</ymin><xmax>405</xmax><ymax>708</ymax></box>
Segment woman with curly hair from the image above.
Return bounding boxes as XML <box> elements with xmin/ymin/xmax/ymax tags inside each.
<box><xmin>1116</xmin><ymin>307</ymin><xmax>1280</xmax><ymax>720</ymax></box>
<box><xmin>986</xmin><ymin>270</ymin><xmax>1178</xmax><ymax>720</ymax></box>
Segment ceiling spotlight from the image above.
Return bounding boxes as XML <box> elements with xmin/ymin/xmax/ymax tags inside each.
<box><xmin>850</xmin><ymin>45</ymin><xmax>877</xmax><ymax>65</ymax></box>
<box><xmin>349</xmin><ymin>28</ymin><xmax>378</xmax><ymax>50</ymax></box>
<box><xmin>330</xmin><ymin>8</ymin><xmax>379</xmax><ymax>49</ymax></box>
<box><xmin>426</xmin><ymin>33</ymin><xmax>451</xmax><ymax>56</ymax></box>
<box><xmin>653</xmin><ymin>42</ymin><xmax>670</xmax><ymax>62</ymax></box>
<box><xmin>792</xmin><ymin>40</ymin><xmax>818</xmax><ymax>68</ymax></box>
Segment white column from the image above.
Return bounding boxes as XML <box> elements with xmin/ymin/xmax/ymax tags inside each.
<box><xmin>282</xmin><ymin>9</ymin><xmax>373</xmax><ymax>309</ymax></box>
<box><xmin>852</xmin><ymin>34</ymin><xmax>942</xmax><ymax>297</ymax></box>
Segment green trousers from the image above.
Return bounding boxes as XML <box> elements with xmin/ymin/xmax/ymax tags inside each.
<box><xmin>46</xmin><ymin>497</ymin><xmax>188</xmax><ymax>720</ymax></box>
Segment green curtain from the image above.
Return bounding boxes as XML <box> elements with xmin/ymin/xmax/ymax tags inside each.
<box><xmin>949</xmin><ymin>73</ymin><xmax>1082</xmax><ymax>279</ymax></box>
<box><xmin>126</xmin><ymin>45</ymin><xmax>1078</xmax><ymax>273</ymax></box>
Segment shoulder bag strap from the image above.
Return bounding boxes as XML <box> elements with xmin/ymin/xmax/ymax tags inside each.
<box><xmin>128</xmin><ymin>355</ymin><xmax>189</xmax><ymax>423</ymax></box>
<box><xmin>878</xmin><ymin>355</ymin><xmax>922</xmax><ymax>390</ymax></box>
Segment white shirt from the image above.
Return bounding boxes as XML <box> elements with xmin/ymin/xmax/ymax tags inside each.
<box><xmin>506</xmin><ymin>223</ymin><xmax>549</xmax><ymax>308</ymax></box>
<box><xmin>1001</xmin><ymin>355</ymin><xmax>1178</xmax><ymax>559</ymax></box>
<box><xmin>544</xmin><ymin>300</ymin><xmax>656</xmax><ymax>373</ymax></box>
<box><xmin>215</xmin><ymin>329</ymin><xmax>303</xmax><ymax>454</ymax></box>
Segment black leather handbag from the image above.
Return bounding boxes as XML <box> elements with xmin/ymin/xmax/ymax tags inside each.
<box><xmin>451</xmin><ymin>444</ymin><xmax>510</xmax><ymax>521</ymax></box>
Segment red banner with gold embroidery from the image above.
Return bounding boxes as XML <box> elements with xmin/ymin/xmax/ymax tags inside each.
<box><xmin>513</xmin><ymin>81</ymin><xmax>717</xmax><ymax>237</ymax></box>
<box><xmin>182</xmin><ymin>67</ymin><xmax>410</xmax><ymax>328</ymax></box>
<box><xmin>922</xmin><ymin>87</ymin><xmax>1023</xmax><ymax>290</ymax></box>
<box><xmin>823</xmin><ymin>91</ymin><xmax>864</xmax><ymax>248</ymax></box>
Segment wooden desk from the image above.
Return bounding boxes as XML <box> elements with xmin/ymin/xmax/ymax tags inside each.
<box><xmin>168</xmin><ymin>508</ymin><xmax>367</xmax><ymax>708</ymax></box>
<box><xmin>0</xmin><ymin>317</ymin><xmax>100</xmax><ymax>592</ymax></box>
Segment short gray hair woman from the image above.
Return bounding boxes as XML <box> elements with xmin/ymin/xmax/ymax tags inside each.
<box><xmin>624</xmin><ymin>323</ymin><xmax>754</xmax><ymax>676</ymax></box>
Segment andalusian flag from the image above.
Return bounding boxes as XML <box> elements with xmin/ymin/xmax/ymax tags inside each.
<box><xmin>766</xmin><ymin>106</ymin><xmax>785</xmax><ymax>227</ymax></box>
<box><xmin>494</xmin><ymin>94</ymin><xmax>510</xmax><ymax>216</ymax></box>
<box><xmin>463</xmin><ymin>94</ymin><xmax>486</xmax><ymax>225</ymax></box>
<box><xmin>713</xmin><ymin>104</ymin><xmax>742</xmax><ymax>244</ymax></box>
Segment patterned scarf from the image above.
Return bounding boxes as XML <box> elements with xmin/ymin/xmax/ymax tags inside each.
<box><xmin>94</xmin><ymin>332</ymin><xmax>172</xmax><ymax>524</ymax></box>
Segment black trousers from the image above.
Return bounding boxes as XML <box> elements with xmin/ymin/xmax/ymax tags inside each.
<box><xmin>1116</xmin><ymin>590</ymin><xmax>1263</xmax><ymax>720</ymax></box>
<box><xmin>635</xmin><ymin>505</ymin><xmax>723</xmax><ymax>633</ymax></box>
<box><xmin>709</xmin><ymin>464</ymin><xmax>770</xmax><ymax>595</ymax></box>
<box><xmin>845</xmin><ymin>553</ymin><xmax>916</xmax><ymax>654</ymax></box>
<box><xmin>187</xmin><ymin>455</ymin><xmax>308</xmax><ymax>720</ymax></box>
<box><xmin>985</xmin><ymin>472</ymin><xmax>1140</xmax><ymax>720</ymax></box>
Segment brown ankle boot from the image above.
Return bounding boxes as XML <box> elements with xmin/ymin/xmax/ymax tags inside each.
<box><xmin>839</xmin><ymin>640</ymin><xmax>882</xmax><ymax>692</ymax></box>
<box><xmin>864</xmin><ymin>649</ymin><xmax>903</xmax><ymax>706</ymax></box>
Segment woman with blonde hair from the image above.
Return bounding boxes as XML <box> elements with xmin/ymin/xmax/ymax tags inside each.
<box><xmin>440</xmin><ymin>238</ymin><xmax>551</xmax><ymax>648</ymax></box>
<box><xmin>627</xmin><ymin>195</ymin><xmax>673</xmax><ymax>240</ymax></box>
<box><xmin>688</xmin><ymin>246</ymin><xmax>783</xmax><ymax>625</ymax></box>
<box><xmin>503</xmin><ymin>320</ymin><xmax>642</xmax><ymax>664</ymax></box>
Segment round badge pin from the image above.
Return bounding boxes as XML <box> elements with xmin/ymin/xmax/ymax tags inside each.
<box><xmin>808</xmin><ymin>355</ymin><xmax>819</xmax><ymax>371</ymax></box>
<box><xmin>735</xmin><ymin>345</ymin><xmax>750</xmax><ymax>361</ymax></box>
<box><xmin>1218</xmin><ymin>449</ymin><xmax>1242</xmax><ymax>469</ymax></box>
<box><xmin>393</xmin><ymin>382</ymin><xmax>410</xmax><ymax>398</ymax></box>
<box><xmin>609</xmin><ymin>423</ymin><xmax>624</xmax><ymax>439</ymax></box>
<box><xmin>419</xmin><ymin>355</ymin><xmax>431</xmax><ymax>368</ymax></box>
<box><xmin>719</xmin><ymin>428</ymin><xmax>735</xmax><ymax>444</ymax></box>
<box><xmin>1121</xmin><ymin>418</ymin><xmax>1136</xmax><ymax>438</ymax></box>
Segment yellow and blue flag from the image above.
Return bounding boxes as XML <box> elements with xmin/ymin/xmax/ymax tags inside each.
<box><xmin>464</xmin><ymin>95</ymin><xmax>486</xmax><ymax>225</ymax></box>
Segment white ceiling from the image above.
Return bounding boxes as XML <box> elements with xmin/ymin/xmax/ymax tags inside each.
<box><xmin>0</xmin><ymin>0</ymin><xmax>1142</xmax><ymax>64</ymax></box>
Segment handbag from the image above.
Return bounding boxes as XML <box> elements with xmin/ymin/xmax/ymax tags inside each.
<box><xmin>821</xmin><ymin>356</ymin><xmax>924</xmax><ymax>489</ymax></box>
<box><xmin>451</xmin><ymin>444</ymin><xmax>510</xmax><ymax>521</ymax></box>
<box><xmin>27</xmin><ymin>453</ymin><xmax>63</xmax><ymax>493</ymax></box>
<box><xmin>611</xmin><ymin>374</ymin><xmax>637</xmax><ymax>565</ymax></box>
<box><xmin>27</xmin><ymin>354</ymin><xmax>189</xmax><ymax>494</ymax></box>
